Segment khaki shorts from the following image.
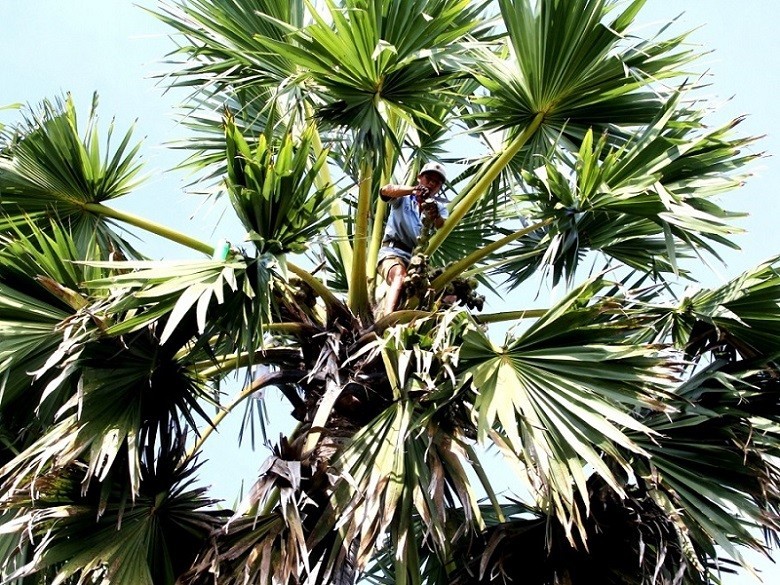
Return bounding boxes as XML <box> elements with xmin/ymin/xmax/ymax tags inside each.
<box><xmin>377</xmin><ymin>255</ymin><xmax>407</xmax><ymax>281</ymax></box>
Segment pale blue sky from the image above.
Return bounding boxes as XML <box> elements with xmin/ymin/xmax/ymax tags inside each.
<box><xmin>2</xmin><ymin>1</ymin><xmax>779</xmax><ymax>583</ymax></box>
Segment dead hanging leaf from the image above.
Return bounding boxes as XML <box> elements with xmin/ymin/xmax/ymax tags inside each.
<box><xmin>36</xmin><ymin>276</ymin><xmax>88</xmax><ymax>311</ymax></box>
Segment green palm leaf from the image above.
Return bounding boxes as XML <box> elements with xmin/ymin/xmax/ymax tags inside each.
<box><xmin>259</xmin><ymin>0</ymin><xmax>489</xmax><ymax>161</ymax></box>
<box><xmin>0</xmin><ymin>220</ymin><xmax>114</xmax><ymax>459</ymax></box>
<box><xmin>310</xmin><ymin>400</ymin><xmax>483</xmax><ymax>584</ymax></box>
<box><xmin>473</xmin><ymin>0</ymin><xmax>697</xmax><ymax>156</ymax></box>
<box><xmin>459</xmin><ymin>277</ymin><xmax>678</xmax><ymax>538</ymax></box>
<box><xmin>0</xmin><ymin>280</ymin><xmax>73</xmax><ymax>441</ymax></box>
<box><xmin>425</xmin><ymin>0</ymin><xmax>699</xmax><ymax>256</ymax></box>
<box><xmin>682</xmin><ymin>257</ymin><xmax>780</xmax><ymax>361</ymax></box>
<box><xmin>0</xmin><ymin>434</ymin><xmax>226</xmax><ymax>585</ymax></box>
<box><xmin>224</xmin><ymin>116</ymin><xmax>336</xmax><ymax>255</ymax></box>
<box><xmin>638</xmin><ymin>255</ymin><xmax>780</xmax><ymax>360</ymax></box>
<box><xmin>495</xmin><ymin>100</ymin><xmax>756</xmax><ymax>287</ymax></box>
<box><xmin>0</xmin><ymin>313</ymin><xmax>214</xmax><ymax>499</ymax></box>
<box><xmin>154</xmin><ymin>0</ymin><xmax>308</xmax><ymax>181</ymax></box>
<box><xmin>155</xmin><ymin>0</ymin><xmax>305</xmax><ymax>94</ymax></box>
<box><xmin>85</xmin><ymin>255</ymin><xmax>291</xmax><ymax>370</ymax></box>
<box><xmin>630</xmin><ymin>366</ymin><xmax>780</xmax><ymax>574</ymax></box>
<box><xmin>0</xmin><ymin>94</ymin><xmax>146</xmax><ymax>257</ymax></box>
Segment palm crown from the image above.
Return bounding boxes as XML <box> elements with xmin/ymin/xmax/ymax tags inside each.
<box><xmin>0</xmin><ymin>0</ymin><xmax>778</xmax><ymax>584</ymax></box>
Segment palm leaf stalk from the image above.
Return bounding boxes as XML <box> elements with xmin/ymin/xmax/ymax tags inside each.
<box><xmin>366</xmin><ymin>132</ymin><xmax>404</xmax><ymax>281</ymax></box>
<box><xmin>347</xmin><ymin>161</ymin><xmax>375</xmax><ymax>321</ymax></box>
<box><xmin>425</xmin><ymin>112</ymin><xmax>545</xmax><ymax>255</ymax></box>
<box><xmin>430</xmin><ymin>216</ymin><xmax>551</xmax><ymax>291</ymax></box>
<box><xmin>474</xmin><ymin>307</ymin><xmax>547</xmax><ymax>324</ymax></box>
<box><xmin>307</xmin><ymin>103</ymin><xmax>354</xmax><ymax>276</ymax></box>
<box><xmin>82</xmin><ymin>202</ymin><xmax>214</xmax><ymax>255</ymax></box>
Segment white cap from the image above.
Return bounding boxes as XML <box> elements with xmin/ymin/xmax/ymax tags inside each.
<box><xmin>419</xmin><ymin>161</ymin><xmax>447</xmax><ymax>182</ymax></box>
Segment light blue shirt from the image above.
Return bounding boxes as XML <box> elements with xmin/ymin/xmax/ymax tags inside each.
<box><xmin>378</xmin><ymin>195</ymin><xmax>448</xmax><ymax>264</ymax></box>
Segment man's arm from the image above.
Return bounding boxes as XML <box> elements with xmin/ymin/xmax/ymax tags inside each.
<box><xmin>379</xmin><ymin>184</ymin><xmax>415</xmax><ymax>200</ymax></box>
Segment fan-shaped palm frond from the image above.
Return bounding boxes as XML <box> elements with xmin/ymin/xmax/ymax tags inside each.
<box><xmin>0</xmin><ymin>277</ymin><xmax>74</xmax><ymax>448</ymax></box>
<box><xmin>493</xmin><ymin>99</ymin><xmax>756</xmax><ymax>287</ymax></box>
<box><xmin>0</xmin><ymin>304</ymin><xmax>215</xmax><ymax>499</ymax></box>
<box><xmin>0</xmin><ymin>94</ymin><xmax>146</xmax><ymax>258</ymax></box>
<box><xmin>154</xmin><ymin>0</ymin><xmax>306</xmax><ymax>95</ymax></box>
<box><xmin>259</xmin><ymin>0</ymin><xmax>491</xmax><ymax>162</ymax></box>
<box><xmin>425</xmin><ymin>0</ymin><xmax>701</xmax><ymax>257</ymax></box>
<box><xmin>167</xmin><ymin>90</ymin><xmax>279</xmax><ymax>187</ymax></box>
<box><xmin>0</xmin><ymin>220</ymin><xmax>117</xmax><ymax>462</ymax></box>
<box><xmin>154</xmin><ymin>0</ymin><xmax>309</xmax><ymax>185</ymax></box>
<box><xmin>0</xmin><ymin>430</ymin><xmax>227</xmax><ymax>585</ymax></box>
<box><xmin>629</xmin><ymin>365</ymin><xmax>780</xmax><ymax>574</ymax></box>
<box><xmin>459</xmin><ymin>277</ymin><xmax>680</xmax><ymax>539</ymax></box>
<box><xmin>635</xmin><ymin>255</ymin><xmax>780</xmax><ymax>363</ymax></box>
<box><xmin>472</xmin><ymin>0</ymin><xmax>697</xmax><ymax>156</ymax></box>
<box><xmin>84</xmin><ymin>256</ymin><xmax>279</xmax><ymax>382</ymax></box>
<box><xmin>681</xmin><ymin>257</ymin><xmax>780</xmax><ymax>362</ymax></box>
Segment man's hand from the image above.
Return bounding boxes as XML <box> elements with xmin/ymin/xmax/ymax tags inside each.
<box><xmin>420</xmin><ymin>198</ymin><xmax>438</xmax><ymax>218</ymax></box>
<box><xmin>412</xmin><ymin>185</ymin><xmax>430</xmax><ymax>204</ymax></box>
<box><xmin>420</xmin><ymin>198</ymin><xmax>445</xmax><ymax>229</ymax></box>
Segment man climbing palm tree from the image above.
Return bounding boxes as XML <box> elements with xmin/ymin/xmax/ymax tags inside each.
<box><xmin>376</xmin><ymin>161</ymin><xmax>448</xmax><ymax>316</ymax></box>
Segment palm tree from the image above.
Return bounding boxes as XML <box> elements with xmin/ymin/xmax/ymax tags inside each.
<box><xmin>1</xmin><ymin>0</ymin><xmax>779</xmax><ymax>583</ymax></box>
